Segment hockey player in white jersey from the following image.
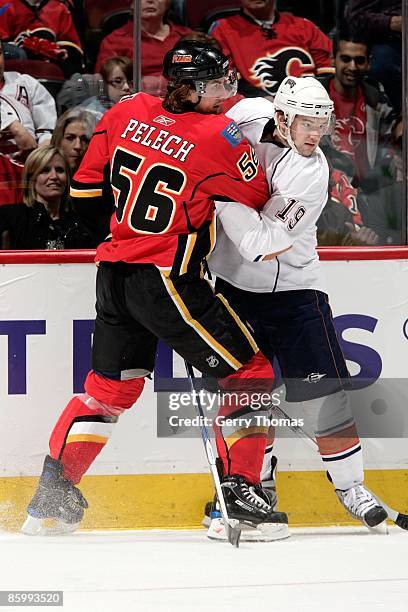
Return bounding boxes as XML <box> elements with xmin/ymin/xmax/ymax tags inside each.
<box><xmin>208</xmin><ymin>76</ymin><xmax>388</xmax><ymax>539</ymax></box>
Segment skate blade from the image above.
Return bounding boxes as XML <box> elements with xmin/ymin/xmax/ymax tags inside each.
<box><xmin>207</xmin><ymin>517</ymin><xmax>290</xmax><ymax>542</ymax></box>
<box><xmin>21</xmin><ymin>515</ymin><xmax>80</xmax><ymax>536</ymax></box>
<box><xmin>202</xmin><ymin>516</ymin><xmax>211</xmax><ymax>529</ymax></box>
<box><xmin>366</xmin><ymin>520</ymin><xmax>389</xmax><ymax>535</ymax></box>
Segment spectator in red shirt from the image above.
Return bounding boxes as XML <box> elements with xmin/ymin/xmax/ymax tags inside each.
<box><xmin>0</xmin><ymin>0</ymin><xmax>83</xmax><ymax>76</ymax></box>
<box><xmin>95</xmin><ymin>0</ymin><xmax>191</xmax><ymax>94</ymax></box>
<box><xmin>318</xmin><ymin>27</ymin><xmax>397</xmax><ymax>190</ymax></box>
<box><xmin>318</xmin><ymin>26</ymin><xmax>402</xmax><ymax>244</ymax></box>
<box><xmin>210</xmin><ymin>0</ymin><xmax>333</xmax><ymax>97</ymax></box>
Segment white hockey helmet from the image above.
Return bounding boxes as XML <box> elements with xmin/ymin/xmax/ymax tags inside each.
<box><xmin>274</xmin><ymin>76</ymin><xmax>334</xmax><ymax>151</ymax></box>
<box><xmin>274</xmin><ymin>76</ymin><xmax>334</xmax><ymax>122</ymax></box>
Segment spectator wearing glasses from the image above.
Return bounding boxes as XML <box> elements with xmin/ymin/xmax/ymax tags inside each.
<box><xmin>81</xmin><ymin>57</ymin><xmax>133</xmax><ymax>120</ymax></box>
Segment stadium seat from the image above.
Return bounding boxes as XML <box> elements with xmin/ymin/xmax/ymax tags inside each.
<box><xmin>84</xmin><ymin>0</ymin><xmax>131</xmax><ymax>31</ymax></box>
<box><xmin>4</xmin><ymin>59</ymin><xmax>65</xmax><ymax>98</ymax></box>
<box><xmin>183</xmin><ymin>0</ymin><xmax>240</xmax><ymax>30</ymax></box>
<box><xmin>83</xmin><ymin>0</ymin><xmax>131</xmax><ymax>72</ymax></box>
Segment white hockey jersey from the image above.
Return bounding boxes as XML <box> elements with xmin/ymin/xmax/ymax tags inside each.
<box><xmin>0</xmin><ymin>91</ymin><xmax>36</xmax><ymax>138</ymax></box>
<box><xmin>1</xmin><ymin>72</ymin><xmax>57</xmax><ymax>144</ymax></box>
<box><xmin>209</xmin><ymin>97</ymin><xmax>329</xmax><ymax>293</ymax></box>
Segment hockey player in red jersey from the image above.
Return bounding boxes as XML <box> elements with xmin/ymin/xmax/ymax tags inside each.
<box><xmin>22</xmin><ymin>41</ymin><xmax>288</xmax><ymax>537</ymax></box>
<box><xmin>210</xmin><ymin>0</ymin><xmax>333</xmax><ymax>97</ymax></box>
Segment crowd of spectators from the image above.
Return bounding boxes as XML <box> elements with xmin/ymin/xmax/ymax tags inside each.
<box><xmin>0</xmin><ymin>0</ymin><xmax>403</xmax><ymax>249</ymax></box>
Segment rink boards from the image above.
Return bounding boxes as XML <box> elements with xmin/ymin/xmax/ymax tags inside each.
<box><xmin>0</xmin><ymin>249</ymin><xmax>408</xmax><ymax>530</ymax></box>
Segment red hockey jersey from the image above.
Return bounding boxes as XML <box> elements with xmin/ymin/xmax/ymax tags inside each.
<box><xmin>71</xmin><ymin>93</ymin><xmax>269</xmax><ymax>274</ymax></box>
<box><xmin>211</xmin><ymin>11</ymin><xmax>333</xmax><ymax>96</ymax></box>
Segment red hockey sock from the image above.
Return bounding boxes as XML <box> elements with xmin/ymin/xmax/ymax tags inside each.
<box><xmin>49</xmin><ymin>395</ymin><xmax>119</xmax><ymax>484</ymax></box>
<box><xmin>49</xmin><ymin>372</ymin><xmax>145</xmax><ymax>484</ymax></box>
<box><xmin>216</xmin><ymin>352</ymin><xmax>274</xmax><ymax>484</ymax></box>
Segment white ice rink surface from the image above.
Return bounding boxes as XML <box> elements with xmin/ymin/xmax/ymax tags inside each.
<box><xmin>1</xmin><ymin>526</ymin><xmax>407</xmax><ymax>612</ymax></box>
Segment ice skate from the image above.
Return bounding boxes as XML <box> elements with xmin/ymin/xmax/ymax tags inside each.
<box><xmin>203</xmin><ymin>454</ymin><xmax>279</xmax><ymax>527</ymax></box>
<box><xmin>206</xmin><ymin>475</ymin><xmax>289</xmax><ymax>542</ymax></box>
<box><xmin>21</xmin><ymin>455</ymin><xmax>88</xmax><ymax>536</ymax></box>
<box><xmin>336</xmin><ymin>483</ymin><xmax>388</xmax><ymax>528</ymax></box>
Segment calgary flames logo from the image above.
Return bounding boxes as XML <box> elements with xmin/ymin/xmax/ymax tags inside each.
<box><xmin>251</xmin><ymin>47</ymin><xmax>315</xmax><ymax>95</ymax></box>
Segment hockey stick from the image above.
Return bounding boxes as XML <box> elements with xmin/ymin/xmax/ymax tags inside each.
<box><xmin>271</xmin><ymin>403</ymin><xmax>408</xmax><ymax>531</ymax></box>
<box><xmin>184</xmin><ymin>361</ymin><xmax>242</xmax><ymax>547</ymax></box>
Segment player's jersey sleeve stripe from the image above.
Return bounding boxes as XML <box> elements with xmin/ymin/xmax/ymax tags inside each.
<box><xmin>70</xmin><ymin>187</ymin><xmax>103</xmax><ymax>198</ymax></box>
<box><xmin>160</xmin><ymin>273</ymin><xmax>243</xmax><ymax>370</ymax></box>
<box><xmin>70</xmin><ymin>177</ymin><xmax>105</xmax><ymax>199</ymax></box>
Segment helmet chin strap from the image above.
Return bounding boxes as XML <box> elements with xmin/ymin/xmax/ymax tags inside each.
<box><xmin>275</xmin><ymin>112</ymin><xmax>301</xmax><ymax>154</ymax></box>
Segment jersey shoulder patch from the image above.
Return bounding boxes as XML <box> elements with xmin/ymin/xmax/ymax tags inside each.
<box><xmin>220</xmin><ymin>120</ymin><xmax>244</xmax><ymax>148</ymax></box>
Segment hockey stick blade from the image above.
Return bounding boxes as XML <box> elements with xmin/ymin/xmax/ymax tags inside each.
<box><xmin>395</xmin><ymin>513</ymin><xmax>408</xmax><ymax>530</ymax></box>
<box><xmin>365</xmin><ymin>487</ymin><xmax>408</xmax><ymax>531</ymax></box>
<box><xmin>184</xmin><ymin>362</ymin><xmax>242</xmax><ymax>547</ymax></box>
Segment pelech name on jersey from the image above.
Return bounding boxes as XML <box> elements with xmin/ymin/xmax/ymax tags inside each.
<box><xmin>120</xmin><ymin>119</ymin><xmax>195</xmax><ymax>163</ymax></box>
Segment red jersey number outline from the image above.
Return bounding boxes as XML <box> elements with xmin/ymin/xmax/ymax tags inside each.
<box><xmin>111</xmin><ymin>145</ymin><xmax>187</xmax><ymax>235</ymax></box>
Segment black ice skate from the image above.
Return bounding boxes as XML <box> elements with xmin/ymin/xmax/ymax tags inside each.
<box><xmin>336</xmin><ymin>484</ymin><xmax>388</xmax><ymax>528</ymax></box>
<box><xmin>203</xmin><ymin>455</ymin><xmax>279</xmax><ymax>527</ymax></box>
<box><xmin>21</xmin><ymin>455</ymin><xmax>88</xmax><ymax>536</ymax></box>
<box><xmin>207</xmin><ymin>474</ymin><xmax>289</xmax><ymax>542</ymax></box>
